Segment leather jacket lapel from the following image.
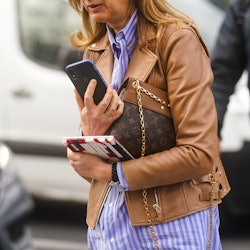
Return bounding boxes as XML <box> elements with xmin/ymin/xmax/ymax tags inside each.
<box><xmin>96</xmin><ymin>51</ymin><xmax>114</xmax><ymax>85</ymax></box>
<box><xmin>88</xmin><ymin>34</ymin><xmax>158</xmax><ymax>85</ymax></box>
<box><xmin>87</xmin><ymin>35</ymin><xmax>114</xmax><ymax>85</ymax></box>
<box><xmin>124</xmin><ymin>46</ymin><xmax>158</xmax><ymax>82</ymax></box>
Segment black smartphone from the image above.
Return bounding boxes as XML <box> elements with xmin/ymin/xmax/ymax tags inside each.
<box><xmin>65</xmin><ymin>59</ymin><xmax>108</xmax><ymax>105</ymax></box>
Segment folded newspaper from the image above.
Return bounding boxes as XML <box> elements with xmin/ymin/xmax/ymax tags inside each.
<box><xmin>62</xmin><ymin>135</ymin><xmax>134</xmax><ymax>162</ymax></box>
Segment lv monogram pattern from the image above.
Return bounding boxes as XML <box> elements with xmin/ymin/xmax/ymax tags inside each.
<box><xmin>108</xmin><ymin>102</ymin><xmax>176</xmax><ymax>159</ymax></box>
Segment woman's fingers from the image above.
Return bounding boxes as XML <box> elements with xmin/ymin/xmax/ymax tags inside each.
<box><xmin>105</xmin><ymin>90</ymin><xmax>124</xmax><ymax>118</ymax></box>
<box><xmin>84</xmin><ymin>79</ymin><xmax>97</xmax><ymax>109</ymax></box>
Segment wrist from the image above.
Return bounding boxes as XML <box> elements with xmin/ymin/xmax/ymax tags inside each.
<box><xmin>111</xmin><ymin>162</ymin><xmax>119</xmax><ymax>183</ymax></box>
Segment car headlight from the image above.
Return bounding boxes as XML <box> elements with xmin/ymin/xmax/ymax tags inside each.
<box><xmin>0</xmin><ymin>143</ymin><xmax>12</xmax><ymax>170</ymax></box>
<box><xmin>0</xmin><ymin>143</ymin><xmax>16</xmax><ymax>204</ymax></box>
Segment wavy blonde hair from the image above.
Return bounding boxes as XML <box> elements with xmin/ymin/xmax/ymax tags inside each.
<box><xmin>68</xmin><ymin>0</ymin><xmax>199</xmax><ymax>50</ymax></box>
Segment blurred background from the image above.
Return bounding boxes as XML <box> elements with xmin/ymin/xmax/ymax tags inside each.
<box><xmin>0</xmin><ymin>0</ymin><xmax>249</xmax><ymax>249</ymax></box>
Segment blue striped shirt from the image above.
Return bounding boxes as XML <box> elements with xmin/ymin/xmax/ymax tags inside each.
<box><xmin>87</xmin><ymin>11</ymin><xmax>222</xmax><ymax>250</ymax></box>
<box><xmin>88</xmin><ymin>186</ymin><xmax>221</xmax><ymax>250</ymax></box>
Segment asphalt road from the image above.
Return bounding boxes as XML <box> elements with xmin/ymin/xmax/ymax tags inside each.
<box><xmin>29</xmin><ymin>200</ymin><xmax>250</xmax><ymax>250</ymax></box>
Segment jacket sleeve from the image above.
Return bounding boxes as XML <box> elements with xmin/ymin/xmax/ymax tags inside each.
<box><xmin>211</xmin><ymin>1</ymin><xmax>247</xmax><ymax>137</ymax></box>
<box><xmin>122</xmin><ymin>26</ymin><xmax>217</xmax><ymax>191</ymax></box>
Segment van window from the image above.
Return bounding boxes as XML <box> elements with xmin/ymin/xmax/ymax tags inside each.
<box><xmin>209</xmin><ymin>0</ymin><xmax>229</xmax><ymax>9</ymax></box>
<box><xmin>18</xmin><ymin>0</ymin><xmax>82</xmax><ymax>69</ymax></box>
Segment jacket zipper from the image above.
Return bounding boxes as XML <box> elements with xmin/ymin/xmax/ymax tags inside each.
<box><xmin>153</xmin><ymin>188</ymin><xmax>161</xmax><ymax>216</ymax></box>
<box><xmin>95</xmin><ymin>184</ymin><xmax>112</xmax><ymax>228</ymax></box>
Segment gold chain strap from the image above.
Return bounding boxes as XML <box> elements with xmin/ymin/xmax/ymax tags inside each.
<box><xmin>207</xmin><ymin>170</ymin><xmax>216</xmax><ymax>250</ymax></box>
<box><xmin>133</xmin><ymin>78</ymin><xmax>216</xmax><ymax>250</ymax></box>
<box><xmin>133</xmin><ymin>82</ymin><xmax>169</xmax><ymax>109</ymax></box>
<box><xmin>132</xmin><ymin>78</ymin><xmax>169</xmax><ymax>157</ymax></box>
<box><xmin>132</xmin><ymin>79</ymin><xmax>146</xmax><ymax>157</ymax></box>
<box><xmin>142</xmin><ymin>190</ymin><xmax>160</xmax><ymax>250</ymax></box>
<box><xmin>132</xmin><ymin>78</ymin><xmax>162</xmax><ymax>250</ymax></box>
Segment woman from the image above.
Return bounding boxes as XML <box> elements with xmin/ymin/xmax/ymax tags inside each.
<box><xmin>67</xmin><ymin>0</ymin><xmax>230</xmax><ymax>249</ymax></box>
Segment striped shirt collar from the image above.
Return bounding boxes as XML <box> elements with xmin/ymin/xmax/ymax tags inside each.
<box><xmin>107</xmin><ymin>10</ymin><xmax>138</xmax><ymax>59</ymax></box>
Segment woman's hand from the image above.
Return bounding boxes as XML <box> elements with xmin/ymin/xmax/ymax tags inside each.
<box><xmin>67</xmin><ymin>148</ymin><xmax>112</xmax><ymax>182</ymax></box>
<box><xmin>74</xmin><ymin>79</ymin><xmax>124</xmax><ymax>135</ymax></box>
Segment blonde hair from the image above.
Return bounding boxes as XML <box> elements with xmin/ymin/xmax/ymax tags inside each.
<box><xmin>68</xmin><ymin>0</ymin><xmax>199</xmax><ymax>50</ymax></box>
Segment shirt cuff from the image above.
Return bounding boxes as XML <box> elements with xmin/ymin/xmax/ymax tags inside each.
<box><xmin>116</xmin><ymin>162</ymin><xmax>129</xmax><ymax>191</ymax></box>
<box><xmin>79</xmin><ymin>127</ymin><xmax>83</xmax><ymax>136</ymax></box>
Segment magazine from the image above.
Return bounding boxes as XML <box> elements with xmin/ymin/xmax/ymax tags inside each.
<box><xmin>62</xmin><ymin>135</ymin><xmax>134</xmax><ymax>162</ymax></box>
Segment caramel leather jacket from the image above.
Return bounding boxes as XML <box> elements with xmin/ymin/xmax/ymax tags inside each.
<box><xmin>82</xmin><ymin>23</ymin><xmax>230</xmax><ymax>229</ymax></box>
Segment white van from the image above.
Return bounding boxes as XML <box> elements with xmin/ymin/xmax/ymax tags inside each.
<box><xmin>0</xmin><ymin>0</ymin><xmax>89</xmax><ymax>203</ymax></box>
